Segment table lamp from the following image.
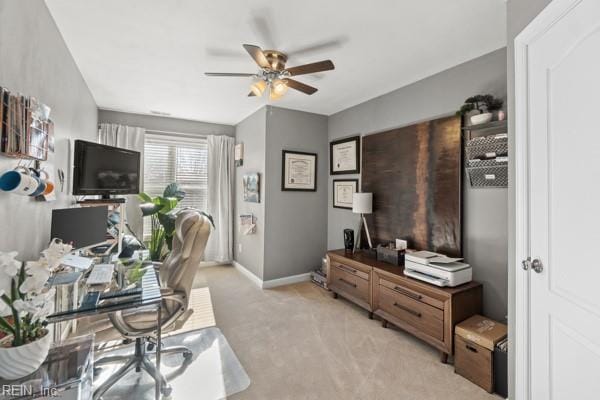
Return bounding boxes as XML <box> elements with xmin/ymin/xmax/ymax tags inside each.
<box><xmin>353</xmin><ymin>192</ymin><xmax>373</xmax><ymax>249</ymax></box>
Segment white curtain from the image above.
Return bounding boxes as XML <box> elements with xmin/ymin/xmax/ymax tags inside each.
<box><xmin>98</xmin><ymin>123</ymin><xmax>145</xmax><ymax>239</ymax></box>
<box><xmin>98</xmin><ymin>123</ymin><xmax>145</xmax><ymax>151</ymax></box>
<box><xmin>205</xmin><ymin>135</ymin><xmax>234</xmax><ymax>262</ymax></box>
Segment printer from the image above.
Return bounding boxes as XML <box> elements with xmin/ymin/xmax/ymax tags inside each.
<box><xmin>404</xmin><ymin>251</ymin><xmax>472</xmax><ymax>287</ymax></box>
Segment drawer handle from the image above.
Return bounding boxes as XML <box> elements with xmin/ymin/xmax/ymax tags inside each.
<box><xmin>339</xmin><ymin>278</ymin><xmax>357</xmax><ymax>288</ymax></box>
<box><xmin>393</xmin><ymin>286</ymin><xmax>423</xmax><ymax>300</ymax></box>
<box><xmin>393</xmin><ymin>302</ymin><xmax>422</xmax><ymax>318</ymax></box>
<box><xmin>338</xmin><ymin>264</ymin><xmax>358</xmax><ymax>274</ymax></box>
<box><xmin>466</xmin><ymin>344</ymin><xmax>478</xmax><ymax>353</ymax></box>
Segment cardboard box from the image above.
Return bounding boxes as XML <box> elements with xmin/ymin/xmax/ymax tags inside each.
<box><xmin>455</xmin><ymin>315</ymin><xmax>507</xmax><ymax>351</ymax></box>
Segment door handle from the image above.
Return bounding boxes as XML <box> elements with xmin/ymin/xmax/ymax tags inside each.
<box><xmin>522</xmin><ymin>257</ymin><xmax>543</xmax><ymax>273</ymax></box>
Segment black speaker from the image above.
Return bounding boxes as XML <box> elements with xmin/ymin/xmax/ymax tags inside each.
<box><xmin>343</xmin><ymin>229</ymin><xmax>354</xmax><ymax>254</ymax></box>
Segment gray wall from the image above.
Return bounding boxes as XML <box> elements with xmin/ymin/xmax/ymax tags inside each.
<box><xmin>506</xmin><ymin>0</ymin><xmax>552</xmax><ymax>398</ymax></box>
<box><xmin>234</xmin><ymin>108</ymin><xmax>267</xmax><ymax>279</ymax></box>
<box><xmin>263</xmin><ymin>106</ymin><xmax>328</xmax><ymax>281</ymax></box>
<box><xmin>328</xmin><ymin>48</ymin><xmax>508</xmax><ymax>322</ymax></box>
<box><xmin>98</xmin><ymin>109</ymin><xmax>235</xmax><ymax>137</ymax></box>
<box><xmin>0</xmin><ymin>0</ymin><xmax>98</xmax><ymax>260</ymax></box>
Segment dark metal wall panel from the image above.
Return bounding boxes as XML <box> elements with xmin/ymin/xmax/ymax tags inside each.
<box><xmin>361</xmin><ymin>115</ymin><xmax>462</xmax><ymax>257</ymax></box>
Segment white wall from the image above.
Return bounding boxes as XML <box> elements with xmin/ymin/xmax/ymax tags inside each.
<box><xmin>0</xmin><ymin>0</ymin><xmax>98</xmax><ymax>260</ymax></box>
<box><xmin>327</xmin><ymin>48</ymin><xmax>508</xmax><ymax>322</ymax></box>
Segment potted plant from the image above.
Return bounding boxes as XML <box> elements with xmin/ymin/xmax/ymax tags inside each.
<box><xmin>138</xmin><ymin>183</ymin><xmax>186</xmax><ymax>261</ymax></box>
<box><xmin>457</xmin><ymin>94</ymin><xmax>504</xmax><ymax>125</ymax></box>
<box><xmin>0</xmin><ymin>239</ymin><xmax>72</xmax><ymax>380</ymax></box>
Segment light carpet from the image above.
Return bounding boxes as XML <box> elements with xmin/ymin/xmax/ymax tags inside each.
<box><xmin>198</xmin><ymin>265</ymin><xmax>501</xmax><ymax>400</ymax></box>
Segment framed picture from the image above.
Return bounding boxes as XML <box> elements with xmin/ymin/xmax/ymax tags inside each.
<box><xmin>234</xmin><ymin>143</ymin><xmax>243</xmax><ymax>167</ymax></box>
<box><xmin>243</xmin><ymin>172</ymin><xmax>260</xmax><ymax>202</ymax></box>
<box><xmin>281</xmin><ymin>150</ymin><xmax>317</xmax><ymax>191</ymax></box>
<box><xmin>330</xmin><ymin>136</ymin><xmax>360</xmax><ymax>175</ymax></box>
<box><xmin>333</xmin><ymin>179</ymin><xmax>358</xmax><ymax>209</ymax></box>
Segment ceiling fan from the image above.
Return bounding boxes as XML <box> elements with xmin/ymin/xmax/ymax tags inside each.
<box><xmin>205</xmin><ymin>44</ymin><xmax>335</xmax><ymax>100</ymax></box>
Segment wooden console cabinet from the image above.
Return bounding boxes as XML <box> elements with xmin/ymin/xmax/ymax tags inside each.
<box><xmin>327</xmin><ymin>250</ymin><xmax>482</xmax><ymax>362</ymax></box>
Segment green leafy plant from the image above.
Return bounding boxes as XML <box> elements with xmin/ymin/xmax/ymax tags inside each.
<box><xmin>457</xmin><ymin>94</ymin><xmax>504</xmax><ymax>116</ymax></box>
<box><xmin>123</xmin><ymin>259</ymin><xmax>145</xmax><ymax>284</ymax></box>
<box><xmin>138</xmin><ymin>183</ymin><xmax>186</xmax><ymax>261</ymax></box>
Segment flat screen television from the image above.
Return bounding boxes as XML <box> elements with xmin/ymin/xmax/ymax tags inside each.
<box><xmin>73</xmin><ymin>140</ymin><xmax>140</xmax><ymax>198</ymax></box>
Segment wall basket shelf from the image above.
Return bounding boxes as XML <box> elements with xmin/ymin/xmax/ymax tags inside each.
<box><xmin>463</xmin><ymin>119</ymin><xmax>508</xmax><ymax>189</ymax></box>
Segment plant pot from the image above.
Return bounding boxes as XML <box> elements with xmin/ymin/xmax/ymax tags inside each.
<box><xmin>0</xmin><ymin>331</ymin><xmax>51</xmax><ymax>380</ymax></box>
<box><xmin>470</xmin><ymin>112</ymin><xmax>493</xmax><ymax>125</ymax></box>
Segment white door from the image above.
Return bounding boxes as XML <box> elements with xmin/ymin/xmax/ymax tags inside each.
<box><xmin>516</xmin><ymin>0</ymin><xmax>600</xmax><ymax>399</ymax></box>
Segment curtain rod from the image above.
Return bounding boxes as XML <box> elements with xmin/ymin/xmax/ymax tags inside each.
<box><xmin>144</xmin><ymin>129</ymin><xmax>208</xmax><ymax>139</ymax></box>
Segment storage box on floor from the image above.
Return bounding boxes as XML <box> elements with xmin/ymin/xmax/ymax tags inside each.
<box><xmin>454</xmin><ymin>315</ymin><xmax>507</xmax><ymax>393</ymax></box>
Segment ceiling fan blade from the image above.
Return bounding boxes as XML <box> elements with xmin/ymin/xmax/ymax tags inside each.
<box><xmin>242</xmin><ymin>44</ymin><xmax>270</xmax><ymax>68</ymax></box>
<box><xmin>286</xmin><ymin>79</ymin><xmax>318</xmax><ymax>95</ymax></box>
<box><xmin>205</xmin><ymin>72</ymin><xmax>256</xmax><ymax>77</ymax></box>
<box><xmin>285</xmin><ymin>60</ymin><xmax>335</xmax><ymax>76</ymax></box>
<box><xmin>287</xmin><ymin>37</ymin><xmax>348</xmax><ymax>57</ymax></box>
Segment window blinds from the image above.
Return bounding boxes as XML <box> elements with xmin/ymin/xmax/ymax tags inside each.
<box><xmin>143</xmin><ymin>132</ymin><xmax>208</xmax><ymax>237</ymax></box>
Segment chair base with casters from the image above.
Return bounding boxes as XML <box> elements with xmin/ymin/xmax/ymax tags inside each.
<box><xmin>93</xmin><ymin>337</ymin><xmax>192</xmax><ymax>399</ymax></box>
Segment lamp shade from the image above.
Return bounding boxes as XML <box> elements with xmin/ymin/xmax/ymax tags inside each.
<box><xmin>352</xmin><ymin>192</ymin><xmax>372</xmax><ymax>214</ymax></box>
<box><xmin>250</xmin><ymin>80</ymin><xmax>267</xmax><ymax>96</ymax></box>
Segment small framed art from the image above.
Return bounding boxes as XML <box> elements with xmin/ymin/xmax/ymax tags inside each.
<box><xmin>333</xmin><ymin>179</ymin><xmax>358</xmax><ymax>209</ymax></box>
<box><xmin>281</xmin><ymin>150</ymin><xmax>317</xmax><ymax>191</ymax></box>
<box><xmin>243</xmin><ymin>172</ymin><xmax>260</xmax><ymax>202</ymax></box>
<box><xmin>330</xmin><ymin>136</ymin><xmax>360</xmax><ymax>175</ymax></box>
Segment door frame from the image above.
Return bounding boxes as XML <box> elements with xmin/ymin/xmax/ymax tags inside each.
<box><xmin>514</xmin><ymin>1</ymin><xmax>585</xmax><ymax>399</ymax></box>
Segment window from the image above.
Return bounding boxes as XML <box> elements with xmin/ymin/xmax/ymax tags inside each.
<box><xmin>143</xmin><ymin>132</ymin><xmax>208</xmax><ymax>238</ymax></box>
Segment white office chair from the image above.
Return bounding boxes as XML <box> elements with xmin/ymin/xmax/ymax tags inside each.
<box><xmin>91</xmin><ymin>209</ymin><xmax>212</xmax><ymax>399</ymax></box>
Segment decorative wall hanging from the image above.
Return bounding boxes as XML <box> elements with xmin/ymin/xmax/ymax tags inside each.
<box><xmin>281</xmin><ymin>150</ymin><xmax>317</xmax><ymax>191</ymax></box>
<box><xmin>243</xmin><ymin>172</ymin><xmax>260</xmax><ymax>202</ymax></box>
<box><xmin>330</xmin><ymin>136</ymin><xmax>360</xmax><ymax>175</ymax></box>
<box><xmin>332</xmin><ymin>179</ymin><xmax>358</xmax><ymax>209</ymax></box>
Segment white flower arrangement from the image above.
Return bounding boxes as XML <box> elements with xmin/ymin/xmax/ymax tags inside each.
<box><xmin>0</xmin><ymin>239</ymin><xmax>72</xmax><ymax>347</ymax></box>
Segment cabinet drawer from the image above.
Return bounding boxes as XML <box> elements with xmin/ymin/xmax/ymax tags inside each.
<box><xmin>330</xmin><ymin>265</ymin><xmax>370</xmax><ymax>303</ymax></box>
<box><xmin>379</xmin><ymin>285</ymin><xmax>443</xmax><ymax>341</ymax></box>
<box><xmin>330</xmin><ymin>260</ymin><xmax>370</xmax><ymax>280</ymax></box>
<box><xmin>454</xmin><ymin>335</ymin><xmax>493</xmax><ymax>392</ymax></box>
<box><xmin>380</xmin><ymin>278</ymin><xmax>444</xmax><ymax>310</ymax></box>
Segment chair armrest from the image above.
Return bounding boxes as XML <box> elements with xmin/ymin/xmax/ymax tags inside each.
<box><xmin>142</xmin><ymin>260</ymin><xmax>162</xmax><ymax>270</ymax></box>
<box><xmin>108</xmin><ymin>289</ymin><xmax>187</xmax><ymax>338</ymax></box>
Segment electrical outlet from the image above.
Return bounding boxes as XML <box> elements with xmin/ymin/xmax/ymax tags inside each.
<box><xmin>238</xmin><ymin>243</ymin><xmax>243</xmax><ymax>253</ymax></box>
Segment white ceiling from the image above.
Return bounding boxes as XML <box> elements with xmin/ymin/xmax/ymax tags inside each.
<box><xmin>45</xmin><ymin>0</ymin><xmax>506</xmax><ymax>125</ymax></box>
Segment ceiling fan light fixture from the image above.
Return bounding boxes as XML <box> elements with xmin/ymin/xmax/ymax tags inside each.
<box><xmin>269</xmin><ymin>88</ymin><xmax>284</xmax><ymax>101</ymax></box>
<box><xmin>271</xmin><ymin>79</ymin><xmax>289</xmax><ymax>96</ymax></box>
<box><xmin>250</xmin><ymin>79</ymin><xmax>267</xmax><ymax>97</ymax></box>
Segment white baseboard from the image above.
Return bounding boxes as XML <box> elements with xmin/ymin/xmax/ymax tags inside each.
<box><xmin>232</xmin><ymin>261</ymin><xmax>263</xmax><ymax>288</ymax></box>
<box><xmin>200</xmin><ymin>261</ymin><xmax>231</xmax><ymax>268</ymax></box>
<box><xmin>262</xmin><ymin>272</ymin><xmax>311</xmax><ymax>289</ymax></box>
<box><xmin>232</xmin><ymin>260</ymin><xmax>311</xmax><ymax>289</ymax></box>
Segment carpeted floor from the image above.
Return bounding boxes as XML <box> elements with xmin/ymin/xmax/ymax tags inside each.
<box><xmin>193</xmin><ymin>265</ymin><xmax>501</xmax><ymax>400</ymax></box>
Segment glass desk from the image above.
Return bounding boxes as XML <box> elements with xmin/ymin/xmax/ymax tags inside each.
<box><xmin>0</xmin><ymin>334</ymin><xmax>94</xmax><ymax>400</ymax></box>
<box><xmin>47</xmin><ymin>268</ymin><xmax>163</xmax><ymax>400</ymax></box>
